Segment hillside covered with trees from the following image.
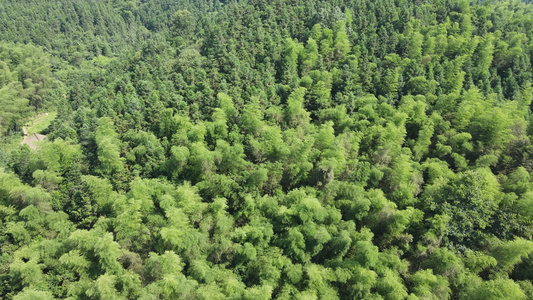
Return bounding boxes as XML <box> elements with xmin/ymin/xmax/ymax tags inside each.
<box><xmin>1</xmin><ymin>0</ymin><xmax>533</xmax><ymax>298</ymax></box>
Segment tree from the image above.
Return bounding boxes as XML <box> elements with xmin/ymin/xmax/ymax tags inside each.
<box><xmin>284</xmin><ymin>87</ymin><xmax>310</xmax><ymax>129</ymax></box>
<box><xmin>463</xmin><ymin>278</ymin><xmax>526</xmax><ymax>300</ymax></box>
<box><xmin>170</xmin><ymin>10</ymin><xmax>195</xmax><ymax>48</ymax></box>
<box><xmin>421</xmin><ymin>168</ymin><xmax>501</xmax><ymax>247</ymax></box>
<box><xmin>409</xmin><ymin>269</ymin><xmax>451</xmax><ymax>299</ymax></box>
<box><xmin>491</xmin><ymin>238</ymin><xmax>533</xmax><ymax>275</ymax></box>
<box><xmin>95</xmin><ymin>117</ymin><xmax>123</xmax><ymax>176</ymax></box>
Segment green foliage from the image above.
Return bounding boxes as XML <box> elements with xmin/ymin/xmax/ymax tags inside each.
<box><xmin>409</xmin><ymin>269</ymin><xmax>451</xmax><ymax>299</ymax></box>
<box><xmin>491</xmin><ymin>238</ymin><xmax>533</xmax><ymax>275</ymax></box>
<box><xmin>421</xmin><ymin>168</ymin><xmax>502</xmax><ymax>247</ymax></box>
<box><xmin>0</xmin><ymin>0</ymin><xmax>533</xmax><ymax>299</ymax></box>
<box><xmin>463</xmin><ymin>278</ymin><xmax>526</xmax><ymax>300</ymax></box>
<box><xmin>95</xmin><ymin>117</ymin><xmax>123</xmax><ymax>175</ymax></box>
<box><xmin>0</xmin><ymin>42</ymin><xmax>56</xmax><ymax>135</ymax></box>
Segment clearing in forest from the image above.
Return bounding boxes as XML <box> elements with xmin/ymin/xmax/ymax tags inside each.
<box><xmin>20</xmin><ymin>112</ymin><xmax>56</xmax><ymax>150</ymax></box>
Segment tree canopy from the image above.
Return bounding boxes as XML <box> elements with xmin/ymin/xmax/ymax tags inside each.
<box><xmin>1</xmin><ymin>0</ymin><xmax>533</xmax><ymax>299</ymax></box>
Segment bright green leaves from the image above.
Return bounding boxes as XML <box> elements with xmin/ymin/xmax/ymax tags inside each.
<box><xmin>376</xmin><ymin>269</ymin><xmax>409</xmax><ymax>300</ymax></box>
<box><xmin>473</xmin><ymin>34</ymin><xmax>494</xmax><ymax>84</ymax></box>
<box><xmin>0</xmin><ymin>42</ymin><xmax>56</xmax><ymax>136</ymax></box>
<box><xmin>3</xmin><ymin>1</ymin><xmax>533</xmax><ymax>299</ymax></box>
<box><xmin>0</xmin><ymin>168</ymin><xmax>51</xmax><ymax>210</ymax></box>
<box><xmin>403</xmin><ymin>20</ymin><xmax>424</xmax><ymax>60</ymax></box>
<box><xmin>281</xmin><ymin>38</ymin><xmax>304</xmax><ymax>86</ymax></box>
<box><xmin>13</xmin><ymin>289</ymin><xmax>55</xmax><ymax>300</ymax></box>
<box><xmin>300</xmin><ymin>38</ymin><xmax>319</xmax><ymax>75</ymax></box>
<box><xmin>463</xmin><ymin>278</ymin><xmax>526</xmax><ymax>300</ymax></box>
<box><xmin>332</xmin><ymin>21</ymin><xmax>351</xmax><ymax>61</ymax></box>
<box><xmin>285</xmin><ymin>87</ymin><xmax>311</xmax><ymax>129</ymax></box>
<box><xmin>141</xmin><ymin>251</ymin><xmax>197</xmax><ymax>299</ymax></box>
<box><xmin>95</xmin><ymin>117</ymin><xmax>123</xmax><ymax>176</ymax></box>
<box><xmin>491</xmin><ymin>238</ymin><xmax>533</xmax><ymax>275</ymax></box>
<box><xmin>408</xmin><ymin>269</ymin><xmax>451</xmax><ymax>300</ymax></box>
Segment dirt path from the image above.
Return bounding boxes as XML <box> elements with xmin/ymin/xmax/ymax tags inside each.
<box><xmin>20</xmin><ymin>112</ymin><xmax>51</xmax><ymax>150</ymax></box>
<box><xmin>22</xmin><ymin>112</ymin><xmax>49</xmax><ymax>137</ymax></box>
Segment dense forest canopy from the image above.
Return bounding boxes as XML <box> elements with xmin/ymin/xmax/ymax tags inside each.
<box><xmin>1</xmin><ymin>0</ymin><xmax>533</xmax><ymax>298</ymax></box>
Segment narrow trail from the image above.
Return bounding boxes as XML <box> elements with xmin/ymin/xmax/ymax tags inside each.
<box><xmin>22</xmin><ymin>112</ymin><xmax>49</xmax><ymax>136</ymax></box>
<box><xmin>20</xmin><ymin>112</ymin><xmax>49</xmax><ymax>150</ymax></box>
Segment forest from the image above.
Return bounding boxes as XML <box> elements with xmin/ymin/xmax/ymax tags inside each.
<box><xmin>1</xmin><ymin>0</ymin><xmax>533</xmax><ymax>298</ymax></box>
